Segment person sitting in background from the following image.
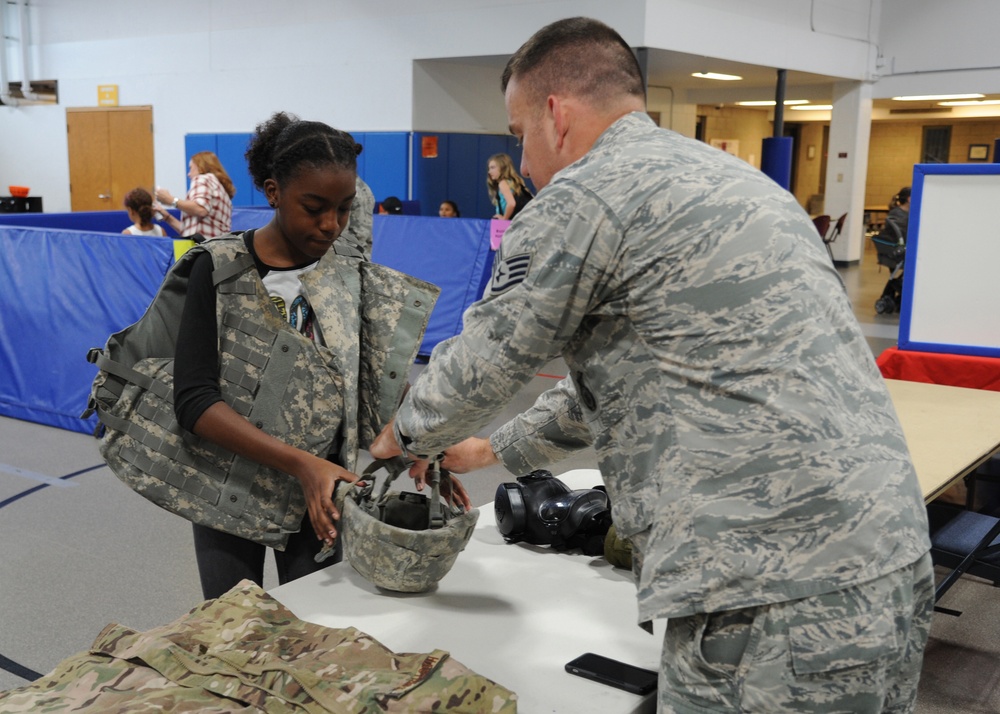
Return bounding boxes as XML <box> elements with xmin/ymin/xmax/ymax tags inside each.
<box><xmin>155</xmin><ymin>151</ymin><xmax>236</xmax><ymax>242</ymax></box>
<box><xmin>122</xmin><ymin>187</ymin><xmax>165</xmax><ymax>237</ymax></box>
<box><xmin>885</xmin><ymin>185</ymin><xmax>911</xmax><ymax>242</ymax></box>
<box><xmin>378</xmin><ymin>196</ymin><xmax>403</xmax><ymax>215</ymax></box>
<box><xmin>439</xmin><ymin>200</ymin><xmax>460</xmax><ymax>217</ymax></box>
<box><xmin>487</xmin><ymin>153</ymin><xmax>532</xmax><ymax>220</ymax></box>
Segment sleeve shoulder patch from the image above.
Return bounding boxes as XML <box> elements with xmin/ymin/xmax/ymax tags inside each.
<box><xmin>489</xmin><ymin>252</ymin><xmax>532</xmax><ymax>295</ymax></box>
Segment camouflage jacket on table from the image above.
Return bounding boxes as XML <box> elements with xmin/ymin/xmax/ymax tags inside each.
<box><xmin>395</xmin><ymin>112</ymin><xmax>931</xmax><ymax>621</ymax></box>
<box><xmin>86</xmin><ymin>232</ymin><xmax>437</xmax><ymax>549</ymax></box>
<box><xmin>0</xmin><ymin>581</ymin><xmax>516</xmax><ymax>713</ymax></box>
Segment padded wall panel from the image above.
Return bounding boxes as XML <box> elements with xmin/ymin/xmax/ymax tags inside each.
<box><xmin>412</xmin><ymin>131</ymin><xmax>451</xmax><ymax>218</ymax></box>
<box><xmin>448</xmin><ymin>134</ymin><xmax>484</xmax><ymax>219</ymax></box>
<box><xmin>358</xmin><ymin>132</ymin><xmax>409</xmax><ymax>206</ymax></box>
<box><xmin>371</xmin><ymin>215</ymin><xmax>494</xmax><ymax>356</ymax></box>
<box><xmin>216</xmin><ymin>133</ymin><xmax>263</xmax><ymax>207</ymax></box>
<box><xmin>0</xmin><ymin>210</ymin><xmax>134</xmax><ymax>233</ymax></box>
<box><xmin>0</xmin><ymin>227</ymin><xmax>174</xmax><ymax>433</ymax></box>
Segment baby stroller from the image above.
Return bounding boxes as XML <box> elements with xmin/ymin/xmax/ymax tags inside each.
<box><xmin>872</xmin><ymin>218</ymin><xmax>906</xmax><ymax>314</ymax></box>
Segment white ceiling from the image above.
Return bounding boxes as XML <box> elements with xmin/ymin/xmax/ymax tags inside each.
<box><xmin>444</xmin><ymin>48</ymin><xmax>1000</xmax><ymax>119</ymax></box>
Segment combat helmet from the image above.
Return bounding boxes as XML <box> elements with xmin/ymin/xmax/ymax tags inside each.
<box><xmin>338</xmin><ymin>457</ymin><xmax>479</xmax><ymax>593</ymax></box>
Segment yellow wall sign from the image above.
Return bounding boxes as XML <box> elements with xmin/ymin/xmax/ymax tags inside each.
<box><xmin>97</xmin><ymin>84</ymin><xmax>119</xmax><ymax>107</ymax></box>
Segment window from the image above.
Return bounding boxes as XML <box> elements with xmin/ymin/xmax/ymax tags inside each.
<box><xmin>922</xmin><ymin>126</ymin><xmax>951</xmax><ymax>164</ymax></box>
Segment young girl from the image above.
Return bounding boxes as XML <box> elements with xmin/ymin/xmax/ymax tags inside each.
<box><xmin>110</xmin><ymin>112</ymin><xmax>440</xmax><ymax>599</ymax></box>
<box><xmin>122</xmin><ymin>188</ymin><xmax>166</xmax><ymax>236</ymax></box>
<box><xmin>438</xmin><ymin>200</ymin><xmax>460</xmax><ymax>217</ymax></box>
<box><xmin>487</xmin><ymin>153</ymin><xmax>532</xmax><ymax>220</ymax></box>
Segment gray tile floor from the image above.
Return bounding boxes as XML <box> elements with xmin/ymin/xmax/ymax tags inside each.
<box><xmin>1</xmin><ymin>242</ymin><xmax>997</xmax><ymax>712</ymax></box>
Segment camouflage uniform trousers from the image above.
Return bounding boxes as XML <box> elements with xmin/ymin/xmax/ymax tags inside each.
<box><xmin>658</xmin><ymin>552</ymin><xmax>934</xmax><ymax>713</ymax></box>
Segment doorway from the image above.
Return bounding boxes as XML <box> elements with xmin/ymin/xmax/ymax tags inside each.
<box><xmin>66</xmin><ymin>106</ymin><xmax>154</xmax><ymax>212</ymax></box>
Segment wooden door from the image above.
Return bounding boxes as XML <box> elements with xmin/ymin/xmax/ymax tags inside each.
<box><xmin>67</xmin><ymin>107</ymin><xmax>154</xmax><ymax>211</ymax></box>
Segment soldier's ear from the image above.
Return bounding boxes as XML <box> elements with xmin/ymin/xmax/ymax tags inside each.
<box><xmin>548</xmin><ymin>95</ymin><xmax>571</xmax><ymax>150</ymax></box>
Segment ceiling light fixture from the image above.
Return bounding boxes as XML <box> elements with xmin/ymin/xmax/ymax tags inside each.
<box><xmin>790</xmin><ymin>104</ymin><xmax>833</xmax><ymax>111</ymax></box>
<box><xmin>938</xmin><ymin>99</ymin><xmax>1000</xmax><ymax>106</ymax></box>
<box><xmin>891</xmin><ymin>93</ymin><xmax>984</xmax><ymax>101</ymax></box>
<box><xmin>736</xmin><ymin>100</ymin><xmax>809</xmax><ymax>106</ymax></box>
<box><xmin>691</xmin><ymin>72</ymin><xmax>743</xmax><ymax>81</ymax></box>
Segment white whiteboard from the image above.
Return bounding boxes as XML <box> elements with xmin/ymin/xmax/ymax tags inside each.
<box><xmin>899</xmin><ymin>165</ymin><xmax>1000</xmax><ymax>357</ymax></box>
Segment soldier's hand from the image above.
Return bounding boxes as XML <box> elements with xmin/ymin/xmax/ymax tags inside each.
<box><xmin>441</xmin><ymin>472</ymin><xmax>472</xmax><ymax>511</ymax></box>
<box><xmin>407</xmin><ymin>459</ymin><xmax>472</xmax><ymax>511</ymax></box>
<box><xmin>370</xmin><ymin>418</ymin><xmax>404</xmax><ymax>459</ymax></box>
<box><xmin>407</xmin><ymin>457</ymin><xmax>431</xmax><ymax>488</ymax></box>
<box><xmin>440</xmin><ymin>437</ymin><xmax>499</xmax><ymax>474</ymax></box>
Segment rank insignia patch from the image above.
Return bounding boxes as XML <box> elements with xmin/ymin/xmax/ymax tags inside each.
<box><xmin>490</xmin><ymin>253</ymin><xmax>532</xmax><ymax>295</ymax></box>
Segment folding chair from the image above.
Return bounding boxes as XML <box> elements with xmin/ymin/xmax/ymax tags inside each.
<box><xmin>927</xmin><ymin>462</ymin><xmax>1000</xmax><ymax>615</ymax></box>
<box><xmin>812</xmin><ymin>214</ymin><xmax>831</xmax><ymax>239</ymax></box>
<box><xmin>822</xmin><ymin>212</ymin><xmax>847</xmax><ymax>263</ymax></box>
<box><xmin>928</xmin><ymin>503</ymin><xmax>1000</xmax><ymax>616</ymax></box>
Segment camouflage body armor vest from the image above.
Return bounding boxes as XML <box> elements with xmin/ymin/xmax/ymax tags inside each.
<box><xmin>84</xmin><ymin>234</ymin><xmax>437</xmax><ymax>549</ymax></box>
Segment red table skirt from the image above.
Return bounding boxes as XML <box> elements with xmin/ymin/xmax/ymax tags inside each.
<box><xmin>877</xmin><ymin>346</ymin><xmax>1000</xmax><ymax>392</ymax></box>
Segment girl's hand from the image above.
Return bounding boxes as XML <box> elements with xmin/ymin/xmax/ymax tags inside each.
<box><xmin>297</xmin><ymin>457</ymin><xmax>359</xmax><ymax>544</ymax></box>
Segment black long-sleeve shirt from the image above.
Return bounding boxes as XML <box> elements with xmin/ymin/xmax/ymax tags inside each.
<box><xmin>173</xmin><ymin>231</ymin><xmax>320</xmax><ymax>431</ymax></box>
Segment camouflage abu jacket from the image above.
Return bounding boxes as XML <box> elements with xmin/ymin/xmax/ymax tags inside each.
<box><xmin>394</xmin><ymin>112</ymin><xmax>930</xmax><ymax>621</ymax></box>
<box><xmin>0</xmin><ymin>580</ymin><xmax>516</xmax><ymax>713</ymax></box>
<box><xmin>86</xmin><ymin>233</ymin><xmax>437</xmax><ymax>549</ymax></box>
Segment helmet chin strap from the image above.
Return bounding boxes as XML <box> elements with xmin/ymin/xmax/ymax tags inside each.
<box><xmin>361</xmin><ymin>456</ymin><xmax>454</xmax><ymax>529</ymax></box>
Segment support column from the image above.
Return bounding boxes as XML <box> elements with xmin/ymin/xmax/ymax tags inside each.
<box><xmin>824</xmin><ymin>80</ymin><xmax>873</xmax><ymax>264</ymax></box>
<box><xmin>762</xmin><ymin>69</ymin><xmax>793</xmax><ymax>190</ymax></box>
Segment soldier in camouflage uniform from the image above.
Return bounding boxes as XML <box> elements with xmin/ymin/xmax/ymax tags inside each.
<box><xmin>372</xmin><ymin>17</ymin><xmax>934</xmax><ymax>713</ymax></box>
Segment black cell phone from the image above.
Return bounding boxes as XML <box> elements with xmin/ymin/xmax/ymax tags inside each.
<box><xmin>565</xmin><ymin>652</ymin><xmax>658</xmax><ymax>695</ymax></box>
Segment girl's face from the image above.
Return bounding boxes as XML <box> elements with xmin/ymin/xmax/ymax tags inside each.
<box><xmin>439</xmin><ymin>202</ymin><xmax>457</xmax><ymax>217</ymax></box>
<box><xmin>266</xmin><ymin>166</ymin><xmax>356</xmax><ymax>264</ymax></box>
<box><xmin>187</xmin><ymin>160</ymin><xmax>200</xmax><ymax>180</ymax></box>
<box><xmin>487</xmin><ymin>161</ymin><xmax>500</xmax><ymax>181</ymax></box>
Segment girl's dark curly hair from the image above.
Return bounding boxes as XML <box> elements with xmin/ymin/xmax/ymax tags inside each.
<box><xmin>246</xmin><ymin>111</ymin><xmax>361</xmax><ymax>191</ymax></box>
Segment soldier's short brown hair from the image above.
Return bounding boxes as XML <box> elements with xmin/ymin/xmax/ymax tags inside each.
<box><xmin>501</xmin><ymin>17</ymin><xmax>645</xmax><ymax>109</ymax></box>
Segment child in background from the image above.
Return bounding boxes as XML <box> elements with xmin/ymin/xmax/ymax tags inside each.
<box><xmin>122</xmin><ymin>188</ymin><xmax>166</xmax><ymax>237</ymax></box>
<box><xmin>486</xmin><ymin>153</ymin><xmax>532</xmax><ymax>220</ymax></box>
<box><xmin>439</xmin><ymin>200</ymin><xmax>460</xmax><ymax>217</ymax></box>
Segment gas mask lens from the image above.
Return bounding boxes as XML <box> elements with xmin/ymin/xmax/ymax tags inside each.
<box><xmin>539</xmin><ymin>492</ymin><xmax>579</xmax><ymax>525</ymax></box>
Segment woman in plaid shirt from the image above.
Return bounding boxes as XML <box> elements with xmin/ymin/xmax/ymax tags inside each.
<box><xmin>155</xmin><ymin>151</ymin><xmax>236</xmax><ymax>241</ymax></box>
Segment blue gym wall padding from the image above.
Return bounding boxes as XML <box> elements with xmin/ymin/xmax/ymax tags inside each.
<box><xmin>372</xmin><ymin>215</ymin><xmax>494</xmax><ymax>356</ymax></box>
<box><xmin>0</xmin><ymin>214</ymin><xmax>494</xmax><ymax>434</ymax></box>
<box><xmin>0</xmin><ymin>208</ymin><xmax>274</xmax><ymax>236</ymax></box>
<box><xmin>0</xmin><ymin>226</ymin><xmax>175</xmax><ymax>434</ymax></box>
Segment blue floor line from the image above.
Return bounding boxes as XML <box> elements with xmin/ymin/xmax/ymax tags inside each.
<box><xmin>0</xmin><ymin>463</ymin><xmax>105</xmax><ymax>510</ymax></box>
<box><xmin>0</xmin><ymin>652</ymin><xmax>42</xmax><ymax>682</ymax></box>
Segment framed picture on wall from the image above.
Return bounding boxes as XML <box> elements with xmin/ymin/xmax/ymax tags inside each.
<box><xmin>710</xmin><ymin>138</ymin><xmax>740</xmax><ymax>157</ymax></box>
<box><xmin>968</xmin><ymin>144</ymin><xmax>989</xmax><ymax>161</ymax></box>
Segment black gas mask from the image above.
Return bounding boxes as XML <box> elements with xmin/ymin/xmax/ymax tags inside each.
<box><xmin>494</xmin><ymin>470</ymin><xmax>611</xmax><ymax>555</ymax></box>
